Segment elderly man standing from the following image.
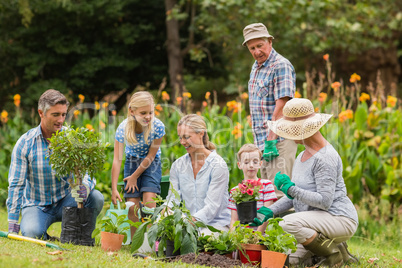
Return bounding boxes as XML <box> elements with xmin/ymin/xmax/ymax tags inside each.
<box><xmin>243</xmin><ymin>22</ymin><xmax>297</xmax><ymax>198</ymax></box>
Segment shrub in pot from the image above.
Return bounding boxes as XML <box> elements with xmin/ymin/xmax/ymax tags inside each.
<box><xmin>259</xmin><ymin>218</ymin><xmax>297</xmax><ymax>268</ymax></box>
<box><xmin>231</xmin><ymin>179</ymin><xmax>262</xmax><ymax>224</ymax></box>
<box><xmin>48</xmin><ymin>125</ymin><xmax>109</xmax><ymax>246</ymax></box>
<box><xmin>92</xmin><ymin>211</ymin><xmax>137</xmax><ymax>252</ymax></box>
<box><xmin>131</xmin><ymin>190</ymin><xmax>211</xmax><ymax>257</ymax></box>
<box><xmin>231</xmin><ymin>221</ymin><xmax>266</xmax><ymax>265</ymax></box>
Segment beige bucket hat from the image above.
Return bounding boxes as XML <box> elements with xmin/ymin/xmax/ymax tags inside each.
<box><xmin>242</xmin><ymin>23</ymin><xmax>274</xmax><ymax>46</ymax></box>
<box><xmin>267</xmin><ymin>98</ymin><xmax>332</xmax><ymax>140</ymax></box>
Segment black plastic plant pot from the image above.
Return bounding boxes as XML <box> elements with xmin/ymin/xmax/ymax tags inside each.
<box><xmin>236</xmin><ymin>201</ymin><xmax>257</xmax><ymax>224</ymax></box>
<box><xmin>165</xmin><ymin>239</ymin><xmax>181</xmax><ymax>257</ymax></box>
<box><xmin>60</xmin><ymin>207</ymin><xmax>96</xmax><ymax>246</ymax></box>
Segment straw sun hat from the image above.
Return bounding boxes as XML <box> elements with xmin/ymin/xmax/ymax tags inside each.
<box><xmin>267</xmin><ymin>98</ymin><xmax>333</xmax><ymax>140</ymax></box>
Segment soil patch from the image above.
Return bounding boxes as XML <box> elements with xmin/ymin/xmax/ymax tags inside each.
<box><xmin>163</xmin><ymin>252</ymin><xmax>251</xmax><ymax>268</ymax></box>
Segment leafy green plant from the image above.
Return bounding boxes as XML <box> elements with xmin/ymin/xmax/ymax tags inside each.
<box><xmin>197</xmin><ymin>231</ymin><xmax>237</xmax><ymax>255</ymax></box>
<box><xmin>47</xmin><ymin>125</ymin><xmax>109</xmax><ymax>205</ymax></box>
<box><xmin>230</xmin><ymin>221</ymin><xmax>264</xmax><ymax>246</ymax></box>
<box><xmin>91</xmin><ymin>211</ymin><xmax>136</xmax><ymax>244</ymax></box>
<box><xmin>131</xmin><ymin>189</ymin><xmax>211</xmax><ymax>256</ymax></box>
<box><xmin>259</xmin><ymin>218</ymin><xmax>297</xmax><ymax>254</ymax></box>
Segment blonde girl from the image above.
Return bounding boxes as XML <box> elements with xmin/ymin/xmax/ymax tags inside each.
<box><xmin>111</xmin><ymin>91</ymin><xmax>165</xmax><ymax>236</ymax></box>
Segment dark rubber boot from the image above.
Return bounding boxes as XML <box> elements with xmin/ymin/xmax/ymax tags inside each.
<box><xmin>337</xmin><ymin>241</ymin><xmax>359</xmax><ymax>264</ymax></box>
<box><xmin>303</xmin><ymin>233</ymin><xmax>343</xmax><ymax>267</ymax></box>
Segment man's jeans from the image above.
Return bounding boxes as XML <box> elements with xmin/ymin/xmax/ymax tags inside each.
<box><xmin>20</xmin><ymin>190</ymin><xmax>104</xmax><ymax>239</ymax></box>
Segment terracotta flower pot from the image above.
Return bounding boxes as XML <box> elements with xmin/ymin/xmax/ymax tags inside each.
<box><xmin>239</xmin><ymin>243</ymin><xmax>266</xmax><ymax>265</ymax></box>
<box><xmin>100</xmin><ymin>231</ymin><xmax>124</xmax><ymax>252</ymax></box>
<box><xmin>261</xmin><ymin>250</ymin><xmax>288</xmax><ymax>268</ymax></box>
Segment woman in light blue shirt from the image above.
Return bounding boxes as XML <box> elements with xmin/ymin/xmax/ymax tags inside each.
<box><xmin>166</xmin><ymin>114</ymin><xmax>230</xmax><ymax>231</ymax></box>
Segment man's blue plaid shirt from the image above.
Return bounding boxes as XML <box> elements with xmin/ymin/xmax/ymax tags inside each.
<box><xmin>6</xmin><ymin>125</ymin><xmax>95</xmax><ymax>223</ymax></box>
<box><xmin>248</xmin><ymin>48</ymin><xmax>296</xmax><ymax>151</ymax></box>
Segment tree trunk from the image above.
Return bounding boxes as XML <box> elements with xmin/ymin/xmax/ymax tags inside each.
<box><xmin>165</xmin><ymin>0</ymin><xmax>185</xmax><ymax>104</ymax></box>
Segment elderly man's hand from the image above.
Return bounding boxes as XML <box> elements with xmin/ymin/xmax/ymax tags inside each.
<box><xmin>71</xmin><ymin>184</ymin><xmax>90</xmax><ymax>203</ymax></box>
<box><xmin>263</xmin><ymin>140</ymin><xmax>279</xmax><ymax>162</ymax></box>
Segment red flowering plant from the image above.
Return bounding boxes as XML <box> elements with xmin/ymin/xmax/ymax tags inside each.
<box><xmin>231</xmin><ymin>179</ymin><xmax>262</xmax><ymax>204</ymax></box>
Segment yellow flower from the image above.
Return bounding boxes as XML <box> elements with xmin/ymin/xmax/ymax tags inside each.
<box><xmin>155</xmin><ymin>110</ymin><xmax>160</xmax><ymax>116</ymax></box>
<box><xmin>338</xmin><ymin>109</ymin><xmax>353</xmax><ymax>123</ymax></box>
<box><xmin>318</xmin><ymin>92</ymin><xmax>327</xmax><ymax>103</ymax></box>
<box><xmin>155</xmin><ymin>104</ymin><xmax>163</xmax><ymax>111</ymax></box>
<box><xmin>231</xmin><ymin>122</ymin><xmax>243</xmax><ymax>139</ymax></box>
<box><xmin>13</xmin><ymin>94</ymin><xmax>21</xmax><ymax>101</ymax></box>
<box><xmin>1</xmin><ymin>110</ymin><xmax>8</xmax><ymax>123</ymax></box>
<box><xmin>78</xmin><ymin>94</ymin><xmax>85</xmax><ymax>103</ymax></box>
<box><xmin>331</xmin><ymin>82</ymin><xmax>341</xmax><ymax>92</ymax></box>
<box><xmin>323</xmin><ymin>54</ymin><xmax>329</xmax><ymax>61</ymax></box>
<box><xmin>359</xmin><ymin>93</ymin><xmax>370</xmax><ymax>102</ymax></box>
<box><xmin>349</xmin><ymin>73</ymin><xmax>361</xmax><ymax>83</ymax></box>
<box><xmin>202</xmin><ymin>101</ymin><xmax>207</xmax><ymax>107</ymax></box>
<box><xmin>161</xmin><ymin>91</ymin><xmax>170</xmax><ymax>101</ymax></box>
<box><xmin>247</xmin><ymin>115</ymin><xmax>252</xmax><ymax>127</ymax></box>
<box><xmin>73</xmin><ymin>110</ymin><xmax>81</xmax><ymax>117</ymax></box>
<box><xmin>227</xmin><ymin>100</ymin><xmax>241</xmax><ymax>113</ymax></box>
<box><xmin>294</xmin><ymin>91</ymin><xmax>302</xmax><ymax>98</ymax></box>
<box><xmin>14</xmin><ymin>99</ymin><xmax>20</xmax><ymax>107</ymax></box>
<box><xmin>102</xmin><ymin>102</ymin><xmax>109</xmax><ymax>108</ymax></box>
<box><xmin>182</xmin><ymin>92</ymin><xmax>191</xmax><ymax>98</ymax></box>
<box><xmin>176</xmin><ymin>97</ymin><xmax>182</xmax><ymax>105</ymax></box>
<box><xmin>111</xmin><ymin>110</ymin><xmax>117</xmax><ymax>116</ymax></box>
<box><xmin>205</xmin><ymin>92</ymin><xmax>211</xmax><ymax>100</ymax></box>
<box><xmin>241</xmin><ymin>92</ymin><xmax>249</xmax><ymax>100</ymax></box>
<box><xmin>196</xmin><ymin>111</ymin><xmax>202</xmax><ymax>116</ymax></box>
<box><xmin>95</xmin><ymin>101</ymin><xmax>100</xmax><ymax>110</ymax></box>
<box><xmin>386</xmin><ymin>95</ymin><xmax>397</xmax><ymax>107</ymax></box>
<box><xmin>315</xmin><ymin>107</ymin><xmax>319</xmax><ymax>113</ymax></box>
<box><xmin>85</xmin><ymin>124</ymin><xmax>94</xmax><ymax>131</ymax></box>
<box><xmin>99</xmin><ymin>120</ymin><xmax>106</xmax><ymax>129</ymax></box>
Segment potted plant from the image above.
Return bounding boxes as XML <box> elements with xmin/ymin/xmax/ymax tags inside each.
<box><xmin>48</xmin><ymin>125</ymin><xmax>109</xmax><ymax>246</ymax></box>
<box><xmin>231</xmin><ymin>221</ymin><xmax>266</xmax><ymax>265</ymax></box>
<box><xmin>92</xmin><ymin>211</ymin><xmax>137</xmax><ymax>252</ymax></box>
<box><xmin>197</xmin><ymin>231</ymin><xmax>237</xmax><ymax>258</ymax></box>
<box><xmin>260</xmin><ymin>218</ymin><xmax>297</xmax><ymax>268</ymax></box>
<box><xmin>131</xmin><ymin>189</ymin><xmax>210</xmax><ymax>257</ymax></box>
<box><xmin>231</xmin><ymin>179</ymin><xmax>262</xmax><ymax>224</ymax></box>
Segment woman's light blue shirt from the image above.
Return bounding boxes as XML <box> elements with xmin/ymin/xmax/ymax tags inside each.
<box><xmin>166</xmin><ymin>151</ymin><xmax>231</xmax><ymax>228</ymax></box>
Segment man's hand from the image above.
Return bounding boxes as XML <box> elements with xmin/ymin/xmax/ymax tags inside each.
<box><xmin>263</xmin><ymin>140</ymin><xmax>279</xmax><ymax>162</ymax></box>
<box><xmin>123</xmin><ymin>175</ymin><xmax>139</xmax><ymax>193</ymax></box>
<box><xmin>8</xmin><ymin>221</ymin><xmax>20</xmax><ymax>234</ymax></box>
<box><xmin>274</xmin><ymin>172</ymin><xmax>295</xmax><ymax>199</ymax></box>
<box><xmin>71</xmin><ymin>184</ymin><xmax>90</xmax><ymax>203</ymax></box>
<box><xmin>250</xmin><ymin>206</ymin><xmax>273</xmax><ymax>226</ymax></box>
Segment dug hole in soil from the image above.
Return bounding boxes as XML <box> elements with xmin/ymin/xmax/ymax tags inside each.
<box><xmin>163</xmin><ymin>252</ymin><xmax>252</xmax><ymax>268</ymax></box>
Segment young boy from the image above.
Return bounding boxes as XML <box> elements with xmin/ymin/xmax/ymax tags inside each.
<box><xmin>228</xmin><ymin>144</ymin><xmax>277</xmax><ymax>233</ymax></box>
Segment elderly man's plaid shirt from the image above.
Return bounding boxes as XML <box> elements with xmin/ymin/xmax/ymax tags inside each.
<box><xmin>6</xmin><ymin>125</ymin><xmax>95</xmax><ymax>223</ymax></box>
<box><xmin>248</xmin><ymin>48</ymin><xmax>296</xmax><ymax>151</ymax></box>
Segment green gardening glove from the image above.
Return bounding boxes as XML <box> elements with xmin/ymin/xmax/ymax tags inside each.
<box><xmin>249</xmin><ymin>207</ymin><xmax>274</xmax><ymax>226</ymax></box>
<box><xmin>274</xmin><ymin>171</ymin><xmax>295</xmax><ymax>200</ymax></box>
<box><xmin>263</xmin><ymin>140</ymin><xmax>279</xmax><ymax>162</ymax></box>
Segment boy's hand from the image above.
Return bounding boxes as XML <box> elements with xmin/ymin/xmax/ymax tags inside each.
<box><xmin>274</xmin><ymin>172</ymin><xmax>295</xmax><ymax>199</ymax></box>
<box><xmin>263</xmin><ymin>140</ymin><xmax>279</xmax><ymax>162</ymax></box>
<box><xmin>250</xmin><ymin>207</ymin><xmax>273</xmax><ymax>226</ymax></box>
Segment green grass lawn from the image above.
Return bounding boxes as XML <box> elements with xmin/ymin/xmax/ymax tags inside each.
<box><xmin>0</xmin><ymin>207</ymin><xmax>400</xmax><ymax>268</ymax></box>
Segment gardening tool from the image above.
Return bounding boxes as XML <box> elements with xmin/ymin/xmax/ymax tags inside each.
<box><xmin>138</xmin><ymin>201</ymin><xmax>155</xmax><ymax>223</ymax></box>
<box><xmin>132</xmin><ymin>253</ymin><xmax>154</xmax><ymax>260</ymax></box>
<box><xmin>0</xmin><ymin>231</ymin><xmax>68</xmax><ymax>251</ymax></box>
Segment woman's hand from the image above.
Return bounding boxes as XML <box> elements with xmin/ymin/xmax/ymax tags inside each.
<box><xmin>111</xmin><ymin>188</ymin><xmax>122</xmax><ymax>205</ymax></box>
<box><xmin>124</xmin><ymin>174</ymin><xmax>139</xmax><ymax>193</ymax></box>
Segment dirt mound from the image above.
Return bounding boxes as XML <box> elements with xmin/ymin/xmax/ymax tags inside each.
<box><xmin>163</xmin><ymin>252</ymin><xmax>251</xmax><ymax>268</ymax></box>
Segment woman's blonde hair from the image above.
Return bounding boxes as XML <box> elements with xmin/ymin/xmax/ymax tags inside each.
<box><xmin>125</xmin><ymin>91</ymin><xmax>154</xmax><ymax>145</ymax></box>
<box><xmin>178</xmin><ymin>114</ymin><xmax>216</xmax><ymax>151</ymax></box>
